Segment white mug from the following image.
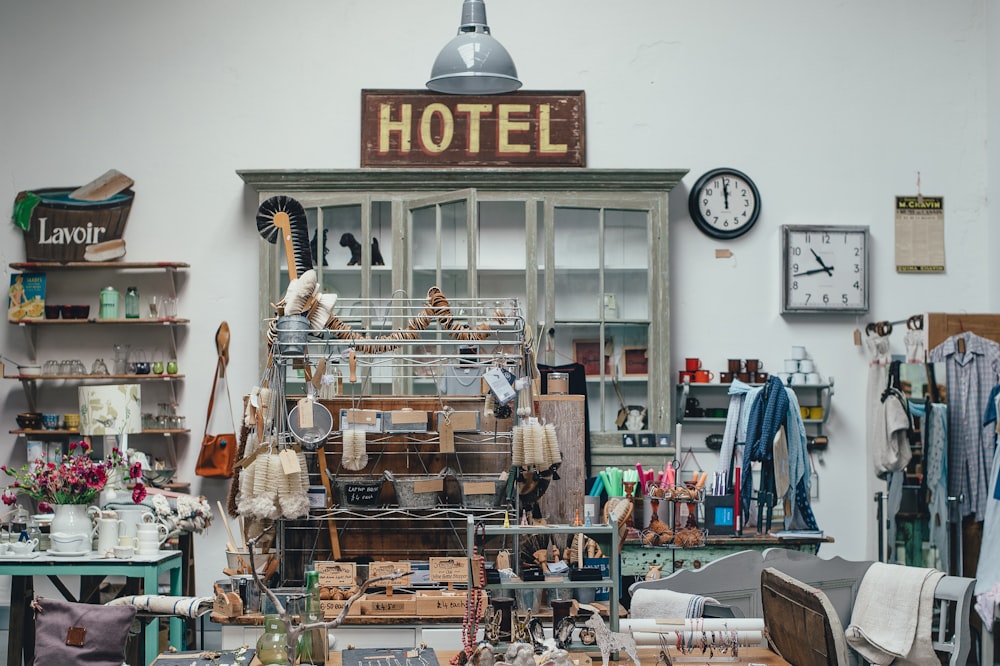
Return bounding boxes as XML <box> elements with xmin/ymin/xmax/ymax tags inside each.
<box><xmin>783</xmin><ymin>359</ymin><xmax>800</xmax><ymax>373</ymax></box>
<box><xmin>97</xmin><ymin>518</ymin><xmax>124</xmax><ymax>554</ymax></box>
<box><xmin>806</xmin><ymin>372</ymin><xmax>822</xmax><ymax>384</ymax></box>
<box><xmin>798</xmin><ymin>359</ymin><xmax>815</xmax><ymax>373</ymax></box>
<box><xmin>136</xmin><ymin>523</ymin><xmax>168</xmax><ymax>545</ymax></box>
<box><xmin>790</xmin><ymin>372</ymin><xmax>808</xmax><ymax>386</ymax></box>
<box><xmin>790</xmin><ymin>346</ymin><xmax>807</xmax><ymax>360</ymax></box>
<box><xmin>776</xmin><ymin>372</ymin><xmax>792</xmax><ymax>385</ymax></box>
<box><xmin>137</xmin><ymin>539</ymin><xmax>159</xmax><ymax>555</ymax></box>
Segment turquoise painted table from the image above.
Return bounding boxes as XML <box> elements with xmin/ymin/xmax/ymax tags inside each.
<box><xmin>0</xmin><ymin>550</ymin><xmax>183</xmax><ymax>666</ymax></box>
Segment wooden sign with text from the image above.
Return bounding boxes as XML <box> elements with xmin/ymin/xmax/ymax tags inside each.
<box><xmin>361</xmin><ymin>90</ymin><xmax>585</xmax><ymax>167</ymax></box>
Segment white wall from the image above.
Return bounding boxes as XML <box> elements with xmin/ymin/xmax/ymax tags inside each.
<box><xmin>0</xmin><ymin>1</ymin><xmax>994</xmax><ymax>595</ymax></box>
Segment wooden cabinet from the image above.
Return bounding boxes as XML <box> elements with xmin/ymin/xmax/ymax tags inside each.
<box><xmin>241</xmin><ymin>168</ymin><xmax>684</xmax><ymax>473</ymax></box>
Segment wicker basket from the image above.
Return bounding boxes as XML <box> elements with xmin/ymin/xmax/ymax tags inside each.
<box><xmin>18</xmin><ymin>187</ymin><xmax>134</xmax><ymax>261</ymax></box>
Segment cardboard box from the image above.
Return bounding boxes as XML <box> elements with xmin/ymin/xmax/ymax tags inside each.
<box><xmin>383</xmin><ymin>409</ymin><xmax>429</xmax><ymax>433</ymax></box>
<box><xmin>415</xmin><ymin>590</ymin><xmax>487</xmax><ymax>617</ymax></box>
<box><xmin>359</xmin><ymin>592</ymin><xmax>416</xmax><ymax>616</ymax></box>
<box><xmin>340</xmin><ymin>409</ymin><xmax>383</xmax><ymax>433</ymax></box>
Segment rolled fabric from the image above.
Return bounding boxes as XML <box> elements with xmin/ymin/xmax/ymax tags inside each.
<box><xmin>106</xmin><ymin>595</ymin><xmax>214</xmax><ymax>618</ymax></box>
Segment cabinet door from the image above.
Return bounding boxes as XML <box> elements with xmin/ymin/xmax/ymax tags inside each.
<box><xmin>405</xmin><ymin>190</ymin><xmax>475</xmax><ymax>301</ymax></box>
<box><xmin>543</xmin><ymin>196</ymin><xmax>664</xmax><ymax>437</ymax></box>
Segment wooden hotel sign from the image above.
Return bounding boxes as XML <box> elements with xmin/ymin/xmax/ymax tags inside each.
<box><xmin>361</xmin><ymin>89</ymin><xmax>585</xmax><ymax>167</ymax></box>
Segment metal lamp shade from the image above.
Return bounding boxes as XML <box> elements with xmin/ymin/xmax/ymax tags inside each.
<box><xmin>78</xmin><ymin>384</ymin><xmax>142</xmax><ymax>436</ymax></box>
<box><xmin>427</xmin><ymin>0</ymin><xmax>521</xmax><ymax>95</ymax></box>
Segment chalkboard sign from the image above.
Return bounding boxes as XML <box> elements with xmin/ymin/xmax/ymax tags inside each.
<box><xmin>342</xmin><ymin>480</ymin><xmax>384</xmax><ymax>506</ymax></box>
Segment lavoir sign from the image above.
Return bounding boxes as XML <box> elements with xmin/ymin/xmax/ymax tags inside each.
<box><xmin>361</xmin><ymin>90</ymin><xmax>585</xmax><ymax>167</ymax></box>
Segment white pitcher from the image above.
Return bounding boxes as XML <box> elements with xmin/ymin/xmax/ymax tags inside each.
<box><xmin>114</xmin><ymin>507</ymin><xmax>155</xmax><ymax>541</ymax></box>
<box><xmin>96</xmin><ymin>517</ymin><xmax>123</xmax><ymax>555</ymax></box>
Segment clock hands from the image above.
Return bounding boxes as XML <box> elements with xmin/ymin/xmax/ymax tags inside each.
<box><xmin>722</xmin><ymin>178</ymin><xmax>730</xmax><ymax>209</ymax></box>
<box><xmin>793</xmin><ymin>267</ymin><xmax>835</xmax><ymax>277</ymax></box>
<box><xmin>809</xmin><ymin>248</ymin><xmax>833</xmax><ymax>276</ymax></box>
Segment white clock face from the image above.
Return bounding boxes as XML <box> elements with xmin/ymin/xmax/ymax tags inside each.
<box><xmin>782</xmin><ymin>225</ymin><xmax>869</xmax><ymax>313</ymax></box>
<box><xmin>694</xmin><ymin>173</ymin><xmax>759</xmax><ymax>237</ymax></box>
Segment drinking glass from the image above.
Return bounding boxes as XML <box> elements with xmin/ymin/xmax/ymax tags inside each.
<box><xmin>163</xmin><ymin>297</ymin><xmax>177</xmax><ymax>318</ymax></box>
<box><xmin>148</xmin><ymin>296</ymin><xmax>160</xmax><ymax>318</ymax></box>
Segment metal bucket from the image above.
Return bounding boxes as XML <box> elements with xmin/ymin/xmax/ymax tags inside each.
<box><xmin>275</xmin><ymin>315</ymin><xmax>311</xmax><ymax>356</ymax></box>
<box><xmin>390</xmin><ymin>475</ymin><xmax>443</xmax><ymax>509</ymax></box>
<box><xmin>332</xmin><ymin>476</ymin><xmax>386</xmax><ymax>507</ymax></box>
<box><xmin>458</xmin><ymin>476</ymin><xmax>507</xmax><ymax>509</ymax></box>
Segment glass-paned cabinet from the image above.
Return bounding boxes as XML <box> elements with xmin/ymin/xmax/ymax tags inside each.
<box><xmin>242</xmin><ymin>169</ymin><xmax>683</xmax><ymax>465</ymax></box>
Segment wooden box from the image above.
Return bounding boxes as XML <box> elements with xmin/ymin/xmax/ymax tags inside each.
<box><xmin>359</xmin><ymin>592</ymin><xmax>416</xmax><ymax>616</ymax></box>
<box><xmin>320</xmin><ymin>598</ymin><xmax>362</xmax><ymax>619</ymax></box>
<box><xmin>415</xmin><ymin>590</ymin><xmax>486</xmax><ymax>617</ymax></box>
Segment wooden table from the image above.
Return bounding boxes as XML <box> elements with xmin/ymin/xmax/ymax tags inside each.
<box><xmin>0</xmin><ymin>550</ymin><xmax>184</xmax><ymax>666</ymax></box>
<box><xmin>152</xmin><ymin>647</ymin><xmax>791</xmax><ymax>666</ymax></box>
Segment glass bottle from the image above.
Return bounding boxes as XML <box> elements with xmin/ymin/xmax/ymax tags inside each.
<box><xmin>124</xmin><ymin>286</ymin><xmax>140</xmax><ymax>319</ymax></box>
<box><xmin>255</xmin><ymin>614</ymin><xmax>288</xmax><ymax>665</ymax></box>
<box><xmin>298</xmin><ymin>570</ymin><xmax>328</xmax><ymax>665</ymax></box>
<box><xmin>99</xmin><ymin>286</ymin><xmax>119</xmax><ymax>319</ymax></box>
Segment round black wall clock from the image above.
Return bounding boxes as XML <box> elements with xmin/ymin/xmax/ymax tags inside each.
<box><xmin>687</xmin><ymin>167</ymin><xmax>761</xmax><ymax>239</ymax></box>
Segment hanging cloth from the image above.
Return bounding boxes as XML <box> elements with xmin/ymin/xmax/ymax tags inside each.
<box><xmin>740</xmin><ymin>376</ymin><xmax>789</xmax><ymax>529</ymax></box>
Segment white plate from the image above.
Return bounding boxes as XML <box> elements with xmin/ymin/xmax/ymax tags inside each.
<box><xmin>0</xmin><ymin>552</ymin><xmax>40</xmax><ymax>559</ymax></box>
<box><xmin>47</xmin><ymin>550</ymin><xmax>91</xmax><ymax>557</ymax></box>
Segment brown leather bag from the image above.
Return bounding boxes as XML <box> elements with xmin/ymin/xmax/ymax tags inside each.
<box><xmin>196</xmin><ymin>327</ymin><xmax>237</xmax><ymax>478</ymax></box>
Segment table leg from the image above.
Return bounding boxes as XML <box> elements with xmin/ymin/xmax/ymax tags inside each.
<box><xmin>169</xmin><ymin>562</ymin><xmax>184</xmax><ymax>650</ymax></box>
<box><xmin>7</xmin><ymin>575</ymin><xmax>30</xmax><ymax>666</ymax></box>
<box><xmin>143</xmin><ymin>568</ymin><xmax>159</xmax><ymax>664</ymax></box>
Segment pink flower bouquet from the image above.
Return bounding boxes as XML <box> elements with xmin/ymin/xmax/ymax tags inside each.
<box><xmin>1</xmin><ymin>441</ymin><xmax>145</xmax><ymax>511</ymax></box>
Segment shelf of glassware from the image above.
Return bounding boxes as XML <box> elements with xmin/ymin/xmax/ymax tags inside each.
<box><xmin>466</xmin><ymin>517</ymin><xmax>621</xmax><ymax>632</ymax></box>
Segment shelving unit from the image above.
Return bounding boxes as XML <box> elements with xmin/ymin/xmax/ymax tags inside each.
<box><xmin>5</xmin><ymin>261</ymin><xmax>190</xmax><ymax>454</ymax></box>
<box><xmin>466</xmin><ymin>518</ymin><xmax>622</xmax><ymax>632</ymax></box>
<box><xmin>676</xmin><ymin>381</ymin><xmax>834</xmax><ymax>443</ymax></box>
<box><xmin>244</xmin><ymin>168</ymin><xmax>684</xmax><ymax>476</ymax></box>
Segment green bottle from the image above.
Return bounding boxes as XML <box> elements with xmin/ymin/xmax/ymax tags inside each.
<box><xmin>298</xmin><ymin>570</ymin><xmax>328</xmax><ymax>665</ymax></box>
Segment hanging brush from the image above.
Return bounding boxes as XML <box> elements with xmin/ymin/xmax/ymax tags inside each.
<box><xmin>256</xmin><ymin>195</ymin><xmax>312</xmax><ymax>280</ymax></box>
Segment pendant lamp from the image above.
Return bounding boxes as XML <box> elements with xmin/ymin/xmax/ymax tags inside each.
<box><xmin>427</xmin><ymin>0</ymin><xmax>522</xmax><ymax>95</ymax></box>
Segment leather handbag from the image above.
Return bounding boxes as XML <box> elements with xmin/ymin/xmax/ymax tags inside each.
<box><xmin>196</xmin><ymin>324</ymin><xmax>237</xmax><ymax>478</ymax></box>
<box><xmin>32</xmin><ymin>596</ymin><xmax>137</xmax><ymax>666</ymax></box>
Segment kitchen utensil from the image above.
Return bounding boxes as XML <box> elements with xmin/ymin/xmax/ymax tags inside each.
<box><xmin>256</xmin><ymin>196</ymin><xmax>311</xmax><ymax>280</ymax></box>
<box><xmin>287</xmin><ymin>365</ymin><xmax>333</xmax><ymax>450</ymax></box>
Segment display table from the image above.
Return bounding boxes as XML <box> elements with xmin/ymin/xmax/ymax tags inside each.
<box><xmin>0</xmin><ymin>550</ymin><xmax>184</xmax><ymax>666</ymax></box>
<box><xmin>621</xmin><ymin>534</ymin><xmax>834</xmax><ymax>577</ymax></box>
<box><xmin>152</xmin><ymin>646</ymin><xmax>791</xmax><ymax>666</ymax></box>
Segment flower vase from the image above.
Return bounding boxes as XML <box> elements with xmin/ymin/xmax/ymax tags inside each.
<box><xmin>49</xmin><ymin>504</ymin><xmax>98</xmax><ymax>554</ymax></box>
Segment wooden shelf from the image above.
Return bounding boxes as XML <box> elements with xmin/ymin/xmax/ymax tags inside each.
<box><xmin>10</xmin><ymin>317</ymin><xmax>189</xmax><ymax>325</ymax></box>
<box><xmin>9</xmin><ymin>261</ymin><xmax>189</xmax><ymax>270</ymax></box>
<box><xmin>10</xmin><ymin>428</ymin><xmax>190</xmax><ymax>436</ymax></box>
<box><xmin>4</xmin><ymin>374</ymin><xmax>185</xmax><ymax>381</ymax></box>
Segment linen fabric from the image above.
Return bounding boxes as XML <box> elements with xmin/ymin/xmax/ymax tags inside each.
<box><xmin>929</xmin><ymin>331</ymin><xmax>1000</xmax><ymax>520</ymax></box>
<box><xmin>629</xmin><ymin>588</ymin><xmax>719</xmax><ymax>619</ymax></box>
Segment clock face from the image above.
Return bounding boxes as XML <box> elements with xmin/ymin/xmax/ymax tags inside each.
<box><xmin>688</xmin><ymin>168</ymin><xmax>761</xmax><ymax>239</ymax></box>
<box><xmin>782</xmin><ymin>225</ymin><xmax>870</xmax><ymax>314</ymax></box>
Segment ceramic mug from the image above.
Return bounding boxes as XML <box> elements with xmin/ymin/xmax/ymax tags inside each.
<box><xmin>790</xmin><ymin>373</ymin><xmax>808</xmax><ymax>386</ymax></box>
<box><xmin>136</xmin><ymin>538</ymin><xmax>159</xmax><ymax>556</ymax></box>
<box><xmin>694</xmin><ymin>369</ymin><xmax>714</xmax><ymax>383</ymax></box>
<box><xmin>806</xmin><ymin>372</ymin><xmax>822</xmax><ymax>384</ymax></box>
<box><xmin>684</xmin><ymin>358</ymin><xmax>702</xmax><ymax>371</ymax></box>
<box><xmin>745</xmin><ymin>359</ymin><xmax>764</xmax><ymax>372</ymax></box>
<box><xmin>752</xmin><ymin>372</ymin><xmax>769</xmax><ymax>383</ymax></box>
<box><xmin>790</xmin><ymin>346</ymin><xmax>807</xmax><ymax>360</ymax></box>
<box><xmin>136</xmin><ymin>523</ymin><xmax>169</xmax><ymax>545</ymax></box>
<box><xmin>809</xmin><ymin>406</ymin><xmax>824</xmax><ymax>420</ymax></box>
<box><xmin>678</xmin><ymin>370</ymin><xmax>696</xmax><ymax>384</ymax></box>
<box><xmin>727</xmin><ymin>359</ymin><xmax>743</xmax><ymax>372</ymax></box>
<box><xmin>720</xmin><ymin>372</ymin><xmax>734</xmax><ymax>383</ymax></box>
<box><xmin>798</xmin><ymin>359</ymin><xmax>815</xmax><ymax>373</ymax></box>
<box><xmin>783</xmin><ymin>359</ymin><xmax>800</xmax><ymax>373</ymax></box>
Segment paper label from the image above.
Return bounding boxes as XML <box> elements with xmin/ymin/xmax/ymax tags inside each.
<box><xmin>297</xmin><ymin>398</ymin><xmax>314</xmax><ymax>428</ymax></box>
<box><xmin>315</xmin><ymin>561</ymin><xmax>357</xmax><ymax>586</ymax></box>
<box><xmin>369</xmin><ymin>560</ymin><xmax>411</xmax><ymax>585</ymax></box>
<box><xmin>439</xmin><ymin>418</ymin><xmax>455</xmax><ymax>453</ymax></box>
<box><xmin>429</xmin><ymin>556</ymin><xmax>469</xmax><ymax>583</ymax></box>
<box><xmin>279</xmin><ymin>448</ymin><xmax>301</xmax><ymax>474</ymax></box>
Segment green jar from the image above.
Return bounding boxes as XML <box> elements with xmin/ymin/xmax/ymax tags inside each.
<box><xmin>256</xmin><ymin>614</ymin><xmax>288</xmax><ymax>665</ymax></box>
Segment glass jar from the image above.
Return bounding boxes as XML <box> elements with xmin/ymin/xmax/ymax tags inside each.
<box><xmin>255</xmin><ymin>614</ymin><xmax>288</xmax><ymax>665</ymax></box>
<box><xmin>124</xmin><ymin>287</ymin><xmax>140</xmax><ymax>319</ymax></box>
<box><xmin>298</xmin><ymin>570</ymin><xmax>328</xmax><ymax>665</ymax></box>
<box><xmin>99</xmin><ymin>286</ymin><xmax>119</xmax><ymax>319</ymax></box>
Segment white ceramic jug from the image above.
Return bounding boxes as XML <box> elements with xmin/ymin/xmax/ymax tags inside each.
<box><xmin>96</xmin><ymin>517</ymin><xmax>123</xmax><ymax>554</ymax></box>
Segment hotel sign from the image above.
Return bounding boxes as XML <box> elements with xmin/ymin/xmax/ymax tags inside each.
<box><xmin>361</xmin><ymin>89</ymin><xmax>585</xmax><ymax>167</ymax></box>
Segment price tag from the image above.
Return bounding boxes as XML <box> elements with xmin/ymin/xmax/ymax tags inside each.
<box><xmin>413</xmin><ymin>478</ymin><xmax>443</xmax><ymax>494</ymax></box>
<box><xmin>463</xmin><ymin>481</ymin><xmax>496</xmax><ymax>496</ymax></box>
<box><xmin>279</xmin><ymin>448</ymin><xmax>301</xmax><ymax>474</ymax></box>
<box><xmin>429</xmin><ymin>556</ymin><xmax>469</xmax><ymax>584</ymax></box>
<box><xmin>369</xmin><ymin>560</ymin><xmax>411</xmax><ymax>586</ymax></box>
<box><xmin>438</xmin><ymin>417</ymin><xmax>455</xmax><ymax>453</ymax></box>
<box><xmin>297</xmin><ymin>398</ymin><xmax>314</xmax><ymax>428</ymax></box>
<box><xmin>315</xmin><ymin>561</ymin><xmax>357</xmax><ymax>587</ymax></box>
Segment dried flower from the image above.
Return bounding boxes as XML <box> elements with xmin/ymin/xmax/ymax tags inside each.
<box><xmin>1</xmin><ymin>441</ymin><xmax>145</xmax><ymax>507</ymax></box>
